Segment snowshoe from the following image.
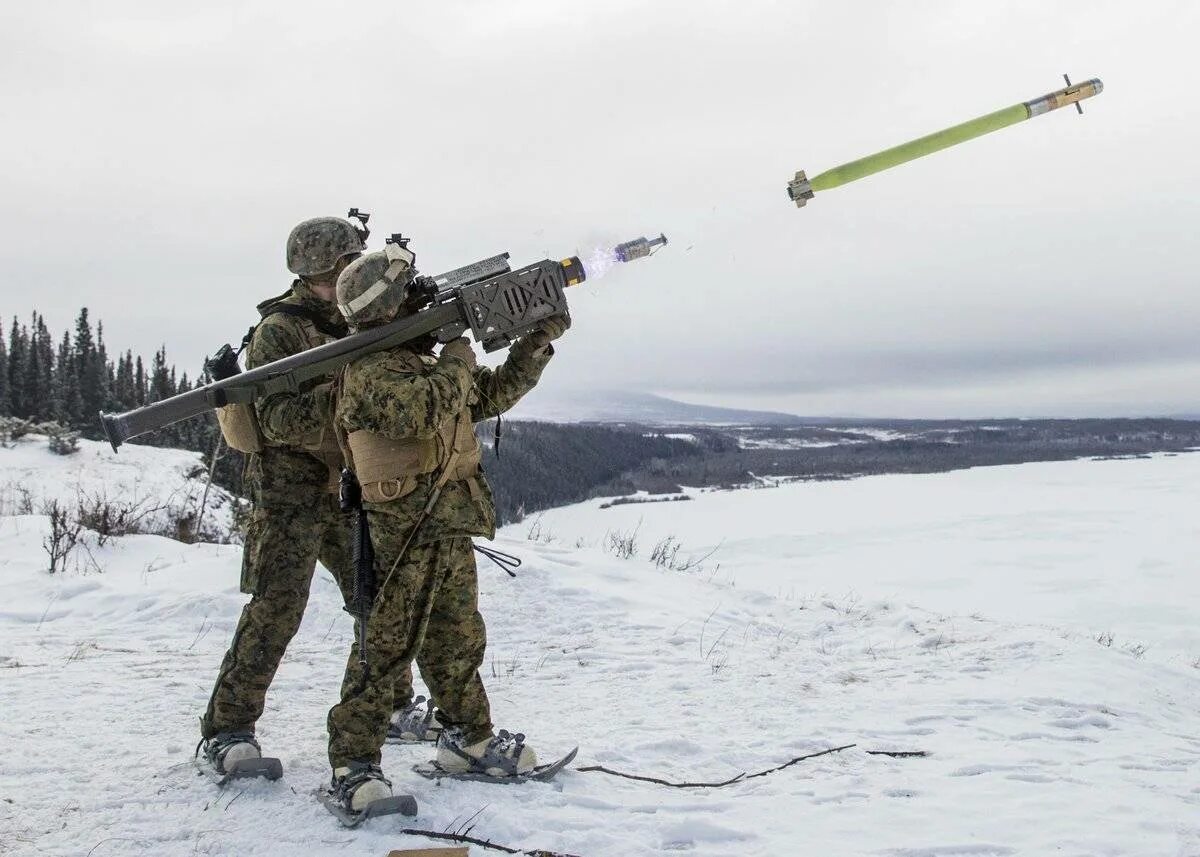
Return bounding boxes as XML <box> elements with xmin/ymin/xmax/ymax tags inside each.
<box><xmin>415</xmin><ymin>728</ymin><xmax>578</xmax><ymax>784</ymax></box>
<box><xmin>318</xmin><ymin>762</ymin><xmax>418</xmax><ymax>828</ymax></box>
<box><xmin>386</xmin><ymin>695</ymin><xmax>442</xmax><ymax>744</ymax></box>
<box><xmin>195</xmin><ymin>732</ymin><xmax>283</xmax><ymax>786</ymax></box>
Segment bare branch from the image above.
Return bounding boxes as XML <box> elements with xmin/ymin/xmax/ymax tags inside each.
<box><xmin>578</xmin><ymin>744</ymin><xmax>856</xmax><ymax>789</ymax></box>
<box><xmin>397</xmin><ymin>827</ymin><xmax>583</xmax><ymax>857</ymax></box>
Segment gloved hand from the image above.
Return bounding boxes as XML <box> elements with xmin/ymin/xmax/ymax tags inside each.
<box><xmin>523</xmin><ymin>314</ymin><xmax>571</xmax><ymax>350</ymax></box>
<box><xmin>439</xmin><ymin>337</ymin><xmax>477</xmax><ymax>371</ymax></box>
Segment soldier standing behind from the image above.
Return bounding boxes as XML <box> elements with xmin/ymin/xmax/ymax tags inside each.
<box><xmin>198</xmin><ymin>217</ymin><xmax>434</xmax><ymax>777</ymax></box>
<box><xmin>322</xmin><ymin>246</ymin><xmax>568</xmax><ymax>812</ymax></box>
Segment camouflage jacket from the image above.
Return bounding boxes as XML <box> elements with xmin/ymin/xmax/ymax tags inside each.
<box><xmin>336</xmin><ymin>336</ymin><xmax>554</xmax><ymax>543</ymax></box>
<box><xmin>243</xmin><ymin>281</ymin><xmax>349</xmax><ymax>508</ymax></box>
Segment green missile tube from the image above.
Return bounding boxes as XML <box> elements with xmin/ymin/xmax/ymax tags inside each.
<box><xmin>787</xmin><ymin>77</ymin><xmax>1103</xmax><ymax>207</ymax></box>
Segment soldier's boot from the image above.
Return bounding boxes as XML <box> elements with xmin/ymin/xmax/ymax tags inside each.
<box><xmin>199</xmin><ymin>731</ymin><xmax>262</xmax><ymax>775</ymax></box>
<box><xmin>386</xmin><ymin>695</ymin><xmax>442</xmax><ymax>744</ymax></box>
<box><xmin>435</xmin><ymin>728</ymin><xmax>538</xmax><ymax>777</ymax></box>
<box><xmin>330</xmin><ymin>762</ymin><xmax>393</xmax><ymax>812</ymax></box>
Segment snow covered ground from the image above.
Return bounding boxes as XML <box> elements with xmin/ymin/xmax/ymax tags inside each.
<box><xmin>1</xmin><ymin>446</ymin><xmax>1198</xmax><ymax>856</ymax></box>
<box><xmin>0</xmin><ymin>434</ymin><xmax>238</xmax><ymax>545</ymax></box>
<box><xmin>532</xmin><ymin>453</ymin><xmax>1200</xmax><ymax>666</ymax></box>
<box><xmin>736</xmin><ymin>436</ymin><xmax>843</xmax><ymax>450</ymax></box>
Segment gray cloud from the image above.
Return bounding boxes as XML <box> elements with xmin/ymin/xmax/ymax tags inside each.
<box><xmin>2</xmin><ymin>0</ymin><xmax>1198</xmax><ymax>417</ymax></box>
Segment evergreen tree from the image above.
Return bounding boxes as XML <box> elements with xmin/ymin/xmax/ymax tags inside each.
<box><xmin>0</xmin><ymin>322</ymin><xmax>9</xmax><ymax>417</ymax></box>
<box><xmin>149</xmin><ymin>347</ymin><xmax>173</xmax><ymax>403</ymax></box>
<box><xmin>134</xmin><ymin>355</ymin><xmax>147</xmax><ymax>406</ymax></box>
<box><xmin>8</xmin><ymin>318</ymin><xmax>27</xmax><ymax>418</ymax></box>
<box><xmin>74</xmin><ymin>309</ymin><xmax>96</xmax><ymax>413</ymax></box>
<box><xmin>28</xmin><ymin>314</ymin><xmax>56</xmax><ymax>421</ymax></box>
<box><xmin>40</xmin><ymin>315</ymin><xmax>56</xmax><ymax>419</ymax></box>
<box><xmin>54</xmin><ymin>330</ymin><xmax>83</xmax><ymax>426</ymax></box>
<box><xmin>95</xmin><ymin>320</ymin><xmax>113</xmax><ymax>416</ymax></box>
<box><xmin>114</xmin><ymin>351</ymin><xmax>136</xmax><ymax>410</ymax></box>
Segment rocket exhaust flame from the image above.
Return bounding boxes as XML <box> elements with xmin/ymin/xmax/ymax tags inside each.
<box><xmin>582</xmin><ymin>246</ymin><xmax>620</xmax><ymax>280</ymax></box>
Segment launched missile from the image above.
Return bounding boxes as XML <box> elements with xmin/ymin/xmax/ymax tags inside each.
<box><xmin>613</xmin><ymin>233</ymin><xmax>668</xmax><ymax>262</ymax></box>
<box><xmin>787</xmin><ymin>75</ymin><xmax>1104</xmax><ymax>208</ymax></box>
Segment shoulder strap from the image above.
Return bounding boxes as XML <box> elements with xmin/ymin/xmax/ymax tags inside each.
<box><xmin>238</xmin><ymin>293</ymin><xmax>346</xmax><ymax>358</ymax></box>
<box><xmin>434</xmin><ymin>415</ymin><xmax>465</xmax><ymax>491</ymax></box>
<box><xmin>262</xmin><ymin>304</ymin><xmax>347</xmax><ymax>341</ymax></box>
<box><xmin>255</xmin><ymin>288</ymin><xmax>295</xmax><ymax>318</ymax></box>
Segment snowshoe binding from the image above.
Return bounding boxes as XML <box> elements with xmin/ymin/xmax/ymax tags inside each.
<box><xmin>415</xmin><ymin>728</ymin><xmax>578</xmax><ymax>784</ymax></box>
<box><xmin>195</xmin><ymin>731</ymin><xmax>282</xmax><ymax>786</ymax></box>
<box><xmin>318</xmin><ymin>762</ymin><xmax>418</xmax><ymax>828</ymax></box>
<box><xmin>386</xmin><ymin>695</ymin><xmax>442</xmax><ymax>744</ymax></box>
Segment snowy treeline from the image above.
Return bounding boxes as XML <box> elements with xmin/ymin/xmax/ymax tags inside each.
<box><xmin>0</xmin><ymin>310</ymin><xmax>236</xmax><ymax>484</ymax></box>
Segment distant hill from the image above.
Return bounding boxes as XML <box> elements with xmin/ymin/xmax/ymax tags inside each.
<box><xmin>508</xmin><ymin>390</ymin><xmax>808</xmax><ymax>426</ymax></box>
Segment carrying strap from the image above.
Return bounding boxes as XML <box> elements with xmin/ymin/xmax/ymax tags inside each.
<box><xmin>433</xmin><ymin>412</ymin><xmax>466</xmax><ymax>492</ymax></box>
<box><xmin>236</xmin><ymin>289</ymin><xmax>347</xmax><ymax>358</ymax></box>
<box><xmin>262</xmin><ymin>303</ymin><xmax>347</xmax><ymax>341</ymax></box>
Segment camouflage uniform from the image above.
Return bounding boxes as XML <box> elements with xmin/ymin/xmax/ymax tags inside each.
<box><xmin>326</xmin><ymin>336</ymin><xmax>553</xmax><ymax>768</ymax></box>
<box><xmin>201</xmin><ymin>282</ymin><xmax>417</xmax><ymax>739</ymax></box>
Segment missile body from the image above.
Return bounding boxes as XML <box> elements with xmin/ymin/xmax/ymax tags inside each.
<box><xmin>613</xmin><ymin>233</ymin><xmax>669</xmax><ymax>263</ymax></box>
<box><xmin>787</xmin><ymin>77</ymin><xmax>1103</xmax><ymax>207</ymax></box>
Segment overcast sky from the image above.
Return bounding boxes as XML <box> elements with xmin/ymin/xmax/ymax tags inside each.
<box><xmin>3</xmin><ymin>1</ymin><xmax>1198</xmax><ymax>418</ymax></box>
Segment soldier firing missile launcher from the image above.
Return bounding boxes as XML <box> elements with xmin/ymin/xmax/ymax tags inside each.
<box><xmin>99</xmin><ymin>233</ymin><xmax>668</xmax><ymax>450</ymax></box>
<box><xmin>787</xmin><ymin>75</ymin><xmax>1103</xmax><ymax>207</ymax></box>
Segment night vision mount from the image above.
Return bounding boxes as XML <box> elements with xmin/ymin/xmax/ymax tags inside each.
<box><xmin>347</xmin><ymin>207</ymin><xmax>370</xmax><ymax>243</ymax></box>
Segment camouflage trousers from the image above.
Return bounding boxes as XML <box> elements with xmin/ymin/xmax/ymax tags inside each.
<box><xmin>327</xmin><ymin>527</ymin><xmax>492</xmax><ymax>768</ymax></box>
<box><xmin>201</xmin><ymin>494</ymin><xmax>416</xmax><ymax>739</ymax></box>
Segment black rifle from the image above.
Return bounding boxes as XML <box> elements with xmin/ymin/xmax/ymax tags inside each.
<box><xmin>99</xmin><ymin>233</ymin><xmax>665</xmax><ymax>450</ymax></box>
<box><xmin>339</xmin><ymin>467</ymin><xmax>375</xmax><ymax>667</ymax></box>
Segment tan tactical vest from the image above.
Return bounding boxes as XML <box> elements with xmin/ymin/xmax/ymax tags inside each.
<box><xmin>216</xmin><ymin>309</ymin><xmax>344</xmax><ymax>492</ymax></box>
<box><xmin>343</xmin><ymin>354</ymin><xmax>483</xmax><ymax>504</ymax></box>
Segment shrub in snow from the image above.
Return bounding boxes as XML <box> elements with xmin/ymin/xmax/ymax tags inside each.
<box><xmin>650</xmin><ymin>535</ymin><xmax>681</xmax><ymax>569</ymax></box>
<box><xmin>41</xmin><ymin>499</ymin><xmax>93</xmax><ymax>574</ymax></box>
<box><xmin>46</xmin><ymin>426</ymin><xmax>80</xmax><ymax>456</ymax></box>
<box><xmin>0</xmin><ymin>482</ymin><xmax>35</xmax><ymax>516</ymax></box>
<box><xmin>74</xmin><ymin>490</ymin><xmax>169</xmax><ymax>546</ymax></box>
<box><xmin>648</xmin><ymin>534</ymin><xmax>722</xmax><ymax>573</ymax></box>
<box><xmin>0</xmin><ymin>418</ymin><xmax>80</xmax><ymax>454</ymax></box>
<box><xmin>0</xmin><ymin>416</ymin><xmax>34</xmax><ymax>446</ymax></box>
<box><xmin>604</xmin><ymin>524</ymin><xmax>640</xmax><ymax>560</ymax></box>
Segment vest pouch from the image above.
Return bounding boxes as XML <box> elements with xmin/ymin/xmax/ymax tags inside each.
<box><xmin>216</xmin><ymin>403</ymin><xmax>264</xmax><ymax>454</ymax></box>
<box><xmin>362</xmin><ymin>475</ymin><xmax>419</xmax><ymax>504</ymax></box>
<box><xmin>347</xmin><ymin>432</ymin><xmax>439</xmax><ymax>484</ymax></box>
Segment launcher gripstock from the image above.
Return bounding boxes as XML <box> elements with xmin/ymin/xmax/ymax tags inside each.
<box><xmin>98</xmin><ymin>234</ymin><xmax>666</xmax><ymax>451</ymax></box>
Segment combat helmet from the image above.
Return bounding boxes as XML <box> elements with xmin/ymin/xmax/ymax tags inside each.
<box><xmin>286</xmin><ymin>216</ymin><xmax>367</xmax><ymax>277</ymax></box>
<box><xmin>336</xmin><ymin>242</ymin><xmax>417</xmax><ymax>327</ymax></box>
